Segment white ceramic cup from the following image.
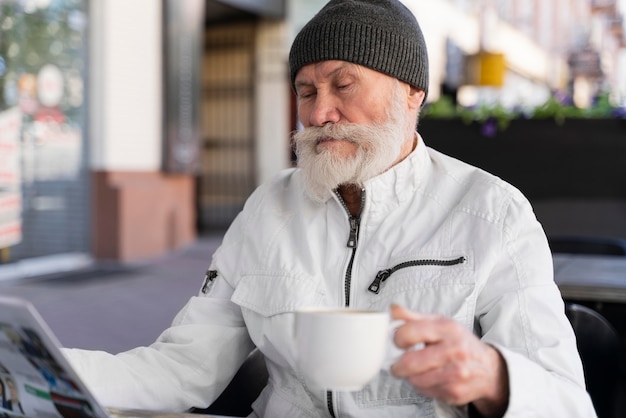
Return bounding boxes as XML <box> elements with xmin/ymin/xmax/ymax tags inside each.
<box><xmin>294</xmin><ymin>308</ymin><xmax>395</xmax><ymax>391</ymax></box>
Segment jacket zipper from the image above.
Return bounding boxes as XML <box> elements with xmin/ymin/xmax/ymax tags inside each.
<box><xmin>367</xmin><ymin>256</ymin><xmax>467</xmax><ymax>294</ymax></box>
<box><xmin>326</xmin><ymin>189</ymin><xmax>365</xmax><ymax>418</ymax></box>
<box><xmin>335</xmin><ymin>189</ymin><xmax>365</xmax><ymax>307</ymax></box>
<box><xmin>201</xmin><ymin>269</ymin><xmax>218</xmax><ymax>294</ymax></box>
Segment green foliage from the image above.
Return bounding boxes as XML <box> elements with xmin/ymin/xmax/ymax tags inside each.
<box><xmin>0</xmin><ymin>1</ymin><xmax>87</xmax><ymax>112</ymax></box>
<box><xmin>529</xmin><ymin>96</ymin><xmax>582</xmax><ymax>123</ymax></box>
<box><xmin>421</xmin><ymin>95</ymin><xmax>457</xmax><ymax>118</ymax></box>
<box><xmin>422</xmin><ymin>91</ymin><xmax>625</xmax><ymax>136</ymax></box>
<box><xmin>457</xmin><ymin>102</ymin><xmax>520</xmax><ymax>131</ymax></box>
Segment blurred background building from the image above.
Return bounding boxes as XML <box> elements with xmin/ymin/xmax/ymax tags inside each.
<box><xmin>0</xmin><ymin>0</ymin><xmax>624</xmax><ymax>280</ymax></box>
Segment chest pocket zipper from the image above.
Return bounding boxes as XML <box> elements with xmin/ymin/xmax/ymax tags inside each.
<box><xmin>367</xmin><ymin>256</ymin><xmax>466</xmax><ymax>295</ymax></box>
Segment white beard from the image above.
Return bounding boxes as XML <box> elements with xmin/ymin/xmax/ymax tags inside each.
<box><xmin>293</xmin><ymin>87</ymin><xmax>414</xmax><ymax>202</ymax></box>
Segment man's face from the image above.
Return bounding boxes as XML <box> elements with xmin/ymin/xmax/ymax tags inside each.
<box><xmin>295</xmin><ymin>61</ymin><xmax>405</xmax><ymax>155</ymax></box>
<box><xmin>292</xmin><ymin>61</ymin><xmax>422</xmax><ymax>202</ymax></box>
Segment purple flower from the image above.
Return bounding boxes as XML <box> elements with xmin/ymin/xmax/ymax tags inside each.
<box><xmin>611</xmin><ymin>107</ymin><xmax>626</xmax><ymax>119</ymax></box>
<box><xmin>481</xmin><ymin>118</ymin><xmax>498</xmax><ymax>138</ymax></box>
<box><xmin>553</xmin><ymin>90</ymin><xmax>573</xmax><ymax>106</ymax></box>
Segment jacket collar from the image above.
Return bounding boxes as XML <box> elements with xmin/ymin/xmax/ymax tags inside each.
<box><xmin>362</xmin><ymin>133</ymin><xmax>429</xmax><ymax>208</ymax></box>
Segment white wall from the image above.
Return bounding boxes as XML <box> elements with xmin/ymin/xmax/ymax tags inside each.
<box><xmin>619</xmin><ymin>50</ymin><xmax>626</xmax><ymax>105</ymax></box>
<box><xmin>287</xmin><ymin>0</ymin><xmax>326</xmax><ymax>39</ymax></box>
<box><xmin>90</xmin><ymin>0</ymin><xmax>162</xmax><ymax>172</ymax></box>
<box><xmin>618</xmin><ymin>0</ymin><xmax>626</xmax><ymax>106</ymax></box>
<box><xmin>405</xmin><ymin>0</ymin><xmax>566</xmax><ymax>104</ymax></box>
<box><xmin>404</xmin><ymin>0</ymin><xmax>479</xmax><ymax>102</ymax></box>
<box><xmin>255</xmin><ymin>20</ymin><xmax>291</xmax><ymax>184</ymax></box>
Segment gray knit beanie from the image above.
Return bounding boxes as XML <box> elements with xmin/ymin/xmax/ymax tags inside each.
<box><xmin>289</xmin><ymin>0</ymin><xmax>429</xmax><ymax>101</ymax></box>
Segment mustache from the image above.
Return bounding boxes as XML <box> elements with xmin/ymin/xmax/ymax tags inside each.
<box><xmin>292</xmin><ymin>123</ymin><xmax>380</xmax><ymax>153</ymax></box>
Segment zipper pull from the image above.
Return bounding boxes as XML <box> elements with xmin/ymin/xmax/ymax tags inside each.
<box><xmin>368</xmin><ymin>269</ymin><xmax>392</xmax><ymax>294</ymax></box>
<box><xmin>201</xmin><ymin>270</ymin><xmax>218</xmax><ymax>294</ymax></box>
<box><xmin>347</xmin><ymin>217</ymin><xmax>359</xmax><ymax>248</ymax></box>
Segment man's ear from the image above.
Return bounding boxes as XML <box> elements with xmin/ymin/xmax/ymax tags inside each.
<box><xmin>407</xmin><ymin>86</ymin><xmax>426</xmax><ymax>110</ymax></box>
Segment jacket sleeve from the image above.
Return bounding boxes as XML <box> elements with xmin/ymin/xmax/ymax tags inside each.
<box><xmin>476</xmin><ymin>192</ymin><xmax>596</xmax><ymax>417</ymax></box>
<box><xmin>62</xmin><ymin>276</ymin><xmax>255</xmax><ymax>412</ymax></box>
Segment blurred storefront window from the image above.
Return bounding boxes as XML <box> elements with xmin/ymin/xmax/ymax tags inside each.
<box><xmin>0</xmin><ymin>0</ymin><xmax>89</xmax><ymax>265</ymax></box>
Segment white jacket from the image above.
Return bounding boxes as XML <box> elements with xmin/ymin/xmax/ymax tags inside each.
<box><xmin>64</xmin><ymin>138</ymin><xmax>596</xmax><ymax>417</ymax></box>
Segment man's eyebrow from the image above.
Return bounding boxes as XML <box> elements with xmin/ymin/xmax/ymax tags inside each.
<box><xmin>295</xmin><ymin>63</ymin><xmax>359</xmax><ymax>89</ymax></box>
<box><xmin>294</xmin><ymin>79</ymin><xmax>313</xmax><ymax>89</ymax></box>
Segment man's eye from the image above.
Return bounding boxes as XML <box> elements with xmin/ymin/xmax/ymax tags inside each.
<box><xmin>298</xmin><ymin>91</ymin><xmax>315</xmax><ymax>99</ymax></box>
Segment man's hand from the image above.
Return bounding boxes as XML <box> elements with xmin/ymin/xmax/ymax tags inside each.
<box><xmin>390</xmin><ymin>304</ymin><xmax>509</xmax><ymax>417</ymax></box>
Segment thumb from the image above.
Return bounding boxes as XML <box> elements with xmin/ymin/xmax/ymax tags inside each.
<box><xmin>390</xmin><ymin>304</ymin><xmax>423</xmax><ymax>321</ymax></box>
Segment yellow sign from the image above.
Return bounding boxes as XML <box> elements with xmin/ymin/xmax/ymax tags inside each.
<box><xmin>464</xmin><ymin>52</ymin><xmax>506</xmax><ymax>87</ymax></box>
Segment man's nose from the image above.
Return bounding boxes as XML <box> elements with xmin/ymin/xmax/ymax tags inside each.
<box><xmin>308</xmin><ymin>92</ymin><xmax>341</xmax><ymax>126</ymax></box>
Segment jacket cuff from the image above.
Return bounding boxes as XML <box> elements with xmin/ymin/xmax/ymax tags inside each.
<box><xmin>490</xmin><ymin>343</ymin><xmax>543</xmax><ymax>417</ymax></box>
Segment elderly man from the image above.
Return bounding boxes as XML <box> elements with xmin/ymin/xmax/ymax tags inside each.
<box><xmin>64</xmin><ymin>0</ymin><xmax>595</xmax><ymax>417</ymax></box>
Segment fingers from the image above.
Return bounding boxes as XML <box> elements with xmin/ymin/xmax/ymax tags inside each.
<box><xmin>389</xmin><ymin>304</ymin><xmax>445</xmax><ymax>378</ymax></box>
<box><xmin>390</xmin><ymin>303</ymin><xmax>423</xmax><ymax>321</ymax></box>
<box><xmin>387</xmin><ymin>305</ymin><xmax>509</xmax><ymax>412</ymax></box>
<box><xmin>391</xmin><ymin>305</ymin><xmax>451</xmax><ymax>349</ymax></box>
<box><xmin>389</xmin><ymin>304</ymin><xmax>468</xmax><ymax>378</ymax></box>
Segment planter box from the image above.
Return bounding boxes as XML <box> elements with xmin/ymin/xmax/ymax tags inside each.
<box><xmin>418</xmin><ymin>118</ymin><xmax>626</xmax><ymax>200</ymax></box>
<box><xmin>418</xmin><ymin>118</ymin><xmax>626</xmax><ymax>239</ymax></box>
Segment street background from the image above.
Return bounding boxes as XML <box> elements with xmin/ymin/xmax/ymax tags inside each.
<box><xmin>0</xmin><ymin>234</ymin><xmax>223</xmax><ymax>353</ymax></box>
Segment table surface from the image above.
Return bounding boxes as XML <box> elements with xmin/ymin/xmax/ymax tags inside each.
<box><xmin>553</xmin><ymin>253</ymin><xmax>626</xmax><ymax>303</ymax></box>
<box><xmin>107</xmin><ymin>408</ymin><xmax>232</xmax><ymax>418</ymax></box>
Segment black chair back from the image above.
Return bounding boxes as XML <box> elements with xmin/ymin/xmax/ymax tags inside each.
<box><xmin>191</xmin><ymin>348</ymin><xmax>268</xmax><ymax>416</ymax></box>
<box><xmin>565</xmin><ymin>302</ymin><xmax>622</xmax><ymax>418</ymax></box>
<box><xmin>549</xmin><ymin>236</ymin><xmax>626</xmax><ymax>256</ymax></box>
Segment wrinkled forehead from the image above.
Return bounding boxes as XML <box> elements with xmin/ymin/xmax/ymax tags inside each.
<box><xmin>295</xmin><ymin>61</ymin><xmax>366</xmax><ymax>82</ymax></box>
<box><xmin>294</xmin><ymin>61</ymin><xmax>397</xmax><ymax>88</ymax></box>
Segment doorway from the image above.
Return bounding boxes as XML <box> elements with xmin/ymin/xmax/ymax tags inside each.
<box><xmin>199</xmin><ymin>22</ymin><xmax>257</xmax><ymax>232</ymax></box>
